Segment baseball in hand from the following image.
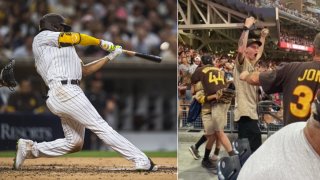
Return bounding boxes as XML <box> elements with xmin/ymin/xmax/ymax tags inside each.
<box><xmin>261</xmin><ymin>28</ymin><xmax>269</xmax><ymax>37</ymax></box>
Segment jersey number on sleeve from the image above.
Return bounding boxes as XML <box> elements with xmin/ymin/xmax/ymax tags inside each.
<box><xmin>290</xmin><ymin>85</ymin><xmax>313</xmax><ymax>118</ymax></box>
<box><xmin>209</xmin><ymin>72</ymin><xmax>225</xmax><ymax>85</ymax></box>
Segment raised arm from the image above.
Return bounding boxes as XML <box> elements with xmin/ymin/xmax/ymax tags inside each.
<box><xmin>255</xmin><ymin>28</ymin><xmax>269</xmax><ymax>61</ymax></box>
<box><xmin>236</xmin><ymin>17</ymin><xmax>256</xmax><ymax>65</ymax></box>
<box><xmin>82</xmin><ymin>46</ymin><xmax>122</xmax><ymax>76</ymax></box>
<box><xmin>56</xmin><ymin>32</ymin><xmax>123</xmax><ymax>76</ymax></box>
<box><xmin>58</xmin><ymin>32</ymin><xmax>115</xmax><ymax>51</ymax></box>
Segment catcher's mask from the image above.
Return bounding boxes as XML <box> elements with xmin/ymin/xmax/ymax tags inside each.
<box><xmin>39</xmin><ymin>13</ymin><xmax>71</xmax><ymax>32</ymax></box>
<box><xmin>201</xmin><ymin>55</ymin><xmax>212</xmax><ymax>65</ymax></box>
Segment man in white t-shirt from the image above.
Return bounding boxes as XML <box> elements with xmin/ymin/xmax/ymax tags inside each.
<box><xmin>189</xmin><ymin>56</ymin><xmax>201</xmax><ymax>75</ymax></box>
<box><xmin>238</xmin><ymin>99</ymin><xmax>320</xmax><ymax>180</ymax></box>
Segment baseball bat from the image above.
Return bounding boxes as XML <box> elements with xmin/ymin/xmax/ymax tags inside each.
<box><xmin>122</xmin><ymin>50</ymin><xmax>162</xmax><ymax>63</ymax></box>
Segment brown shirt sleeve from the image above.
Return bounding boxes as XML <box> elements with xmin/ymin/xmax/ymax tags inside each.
<box><xmin>260</xmin><ymin>63</ymin><xmax>288</xmax><ymax>94</ymax></box>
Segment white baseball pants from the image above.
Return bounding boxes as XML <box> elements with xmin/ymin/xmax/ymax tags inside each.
<box><xmin>32</xmin><ymin>84</ymin><xmax>149</xmax><ymax>166</ymax></box>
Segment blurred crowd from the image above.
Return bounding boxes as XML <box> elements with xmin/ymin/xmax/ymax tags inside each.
<box><xmin>0</xmin><ymin>71</ymin><xmax>176</xmax><ymax>132</ymax></box>
<box><xmin>178</xmin><ymin>44</ymin><xmax>236</xmax><ymax>107</ymax></box>
<box><xmin>280</xmin><ymin>32</ymin><xmax>314</xmax><ymax>46</ymax></box>
<box><xmin>0</xmin><ymin>0</ymin><xmax>177</xmax><ymax>61</ymax></box>
<box><xmin>241</xmin><ymin>0</ymin><xmax>320</xmax><ymax>24</ymax></box>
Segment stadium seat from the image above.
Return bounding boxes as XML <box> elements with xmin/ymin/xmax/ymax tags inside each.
<box><xmin>217</xmin><ymin>155</ymin><xmax>241</xmax><ymax>180</ymax></box>
<box><xmin>232</xmin><ymin>138</ymin><xmax>252</xmax><ymax>166</ymax></box>
<box><xmin>257</xmin><ymin>100</ymin><xmax>280</xmax><ymax>114</ymax></box>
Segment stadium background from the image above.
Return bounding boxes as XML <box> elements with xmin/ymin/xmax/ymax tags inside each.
<box><xmin>178</xmin><ymin>0</ymin><xmax>320</xmax><ymax>179</ymax></box>
<box><xmin>0</xmin><ymin>0</ymin><xmax>177</xmax><ymax>153</ymax></box>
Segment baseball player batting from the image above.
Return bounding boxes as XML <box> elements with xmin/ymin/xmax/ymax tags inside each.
<box><xmin>13</xmin><ymin>13</ymin><xmax>157</xmax><ymax>171</ymax></box>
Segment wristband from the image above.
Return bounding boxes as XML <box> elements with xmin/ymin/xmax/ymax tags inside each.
<box><xmin>243</xmin><ymin>26</ymin><xmax>250</xmax><ymax>31</ymax></box>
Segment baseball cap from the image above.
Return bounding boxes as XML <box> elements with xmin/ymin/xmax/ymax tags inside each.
<box><xmin>247</xmin><ymin>39</ymin><xmax>262</xmax><ymax>47</ymax></box>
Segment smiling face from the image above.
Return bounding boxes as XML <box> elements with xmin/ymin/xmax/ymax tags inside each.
<box><xmin>245</xmin><ymin>43</ymin><xmax>260</xmax><ymax>62</ymax></box>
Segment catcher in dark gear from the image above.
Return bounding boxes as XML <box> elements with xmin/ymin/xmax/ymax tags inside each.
<box><xmin>0</xmin><ymin>59</ymin><xmax>17</xmax><ymax>90</ymax></box>
<box><xmin>39</xmin><ymin>13</ymin><xmax>71</xmax><ymax>32</ymax></box>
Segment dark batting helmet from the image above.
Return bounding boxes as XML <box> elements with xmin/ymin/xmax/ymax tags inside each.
<box><xmin>39</xmin><ymin>13</ymin><xmax>71</xmax><ymax>32</ymax></box>
<box><xmin>201</xmin><ymin>55</ymin><xmax>212</xmax><ymax>65</ymax></box>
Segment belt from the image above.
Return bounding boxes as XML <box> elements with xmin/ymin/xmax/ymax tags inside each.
<box><xmin>61</xmin><ymin>79</ymin><xmax>80</xmax><ymax>85</ymax></box>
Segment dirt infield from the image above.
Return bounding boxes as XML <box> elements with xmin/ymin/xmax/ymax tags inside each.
<box><xmin>0</xmin><ymin>157</ymin><xmax>176</xmax><ymax>180</ymax></box>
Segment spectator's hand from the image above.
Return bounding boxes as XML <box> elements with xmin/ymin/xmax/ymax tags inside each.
<box><xmin>106</xmin><ymin>45</ymin><xmax>122</xmax><ymax>60</ymax></box>
<box><xmin>100</xmin><ymin>40</ymin><xmax>115</xmax><ymax>52</ymax></box>
<box><xmin>261</xmin><ymin>28</ymin><xmax>270</xmax><ymax>38</ymax></box>
<box><xmin>244</xmin><ymin>16</ymin><xmax>256</xmax><ymax>29</ymax></box>
<box><xmin>240</xmin><ymin>71</ymin><xmax>250</xmax><ymax>81</ymax></box>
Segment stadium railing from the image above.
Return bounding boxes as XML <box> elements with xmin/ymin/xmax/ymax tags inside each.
<box><xmin>179</xmin><ymin>101</ymin><xmax>284</xmax><ymax>136</ymax></box>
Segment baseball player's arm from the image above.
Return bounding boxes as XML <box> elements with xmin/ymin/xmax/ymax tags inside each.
<box><xmin>256</xmin><ymin>28</ymin><xmax>269</xmax><ymax>61</ymax></box>
<box><xmin>201</xmin><ymin>93</ymin><xmax>220</xmax><ymax>103</ymax></box>
<box><xmin>194</xmin><ymin>90</ymin><xmax>218</xmax><ymax>104</ymax></box>
<box><xmin>239</xmin><ymin>71</ymin><xmax>261</xmax><ymax>86</ymax></box>
<box><xmin>58</xmin><ymin>32</ymin><xmax>114</xmax><ymax>51</ymax></box>
<box><xmin>82</xmin><ymin>46</ymin><xmax>122</xmax><ymax>76</ymax></box>
<box><xmin>206</xmin><ymin>94</ymin><xmax>218</xmax><ymax>101</ymax></box>
<box><xmin>81</xmin><ymin>57</ymin><xmax>110</xmax><ymax>76</ymax></box>
<box><xmin>236</xmin><ymin>17</ymin><xmax>255</xmax><ymax>65</ymax></box>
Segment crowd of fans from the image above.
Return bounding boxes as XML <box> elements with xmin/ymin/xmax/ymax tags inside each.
<box><xmin>178</xmin><ymin>44</ymin><xmax>236</xmax><ymax>106</ymax></box>
<box><xmin>0</xmin><ymin>72</ymin><xmax>176</xmax><ymax>133</ymax></box>
<box><xmin>178</xmin><ymin>43</ymin><xmax>282</xmax><ymax>124</ymax></box>
<box><xmin>280</xmin><ymin>32</ymin><xmax>314</xmax><ymax>46</ymax></box>
<box><xmin>240</xmin><ymin>0</ymin><xmax>320</xmax><ymax>24</ymax></box>
<box><xmin>0</xmin><ymin>0</ymin><xmax>177</xmax><ymax>61</ymax></box>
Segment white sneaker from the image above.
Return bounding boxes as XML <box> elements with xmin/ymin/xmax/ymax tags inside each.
<box><xmin>13</xmin><ymin>139</ymin><xmax>34</xmax><ymax>169</ymax></box>
<box><xmin>135</xmin><ymin>157</ymin><xmax>158</xmax><ymax>171</ymax></box>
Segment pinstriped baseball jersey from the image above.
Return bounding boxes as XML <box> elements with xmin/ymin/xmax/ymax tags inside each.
<box><xmin>33</xmin><ymin>30</ymin><xmax>82</xmax><ymax>85</ymax></box>
<box><xmin>30</xmin><ymin>30</ymin><xmax>151</xmax><ymax>170</ymax></box>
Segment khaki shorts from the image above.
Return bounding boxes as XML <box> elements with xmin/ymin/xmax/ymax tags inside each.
<box><xmin>201</xmin><ymin>102</ymin><xmax>231</xmax><ymax>135</ymax></box>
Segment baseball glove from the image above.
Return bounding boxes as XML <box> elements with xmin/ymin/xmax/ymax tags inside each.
<box><xmin>0</xmin><ymin>59</ymin><xmax>17</xmax><ymax>90</ymax></box>
<box><xmin>216</xmin><ymin>88</ymin><xmax>235</xmax><ymax>104</ymax></box>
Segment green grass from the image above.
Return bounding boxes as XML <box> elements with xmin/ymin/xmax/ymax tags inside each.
<box><xmin>0</xmin><ymin>151</ymin><xmax>176</xmax><ymax>158</ymax></box>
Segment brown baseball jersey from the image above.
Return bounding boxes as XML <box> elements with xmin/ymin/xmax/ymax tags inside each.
<box><xmin>191</xmin><ymin>65</ymin><xmax>226</xmax><ymax>96</ymax></box>
<box><xmin>260</xmin><ymin>61</ymin><xmax>320</xmax><ymax>125</ymax></box>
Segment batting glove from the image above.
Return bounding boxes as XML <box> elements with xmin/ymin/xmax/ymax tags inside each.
<box><xmin>106</xmin><ymin>45</ymin><xmax>122</xmax><ymax>60</ymax></box>
<box><xmin>100</xmin><ymin>40</ymin><xmax>115</xmax><ymax>51</ymax></box>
